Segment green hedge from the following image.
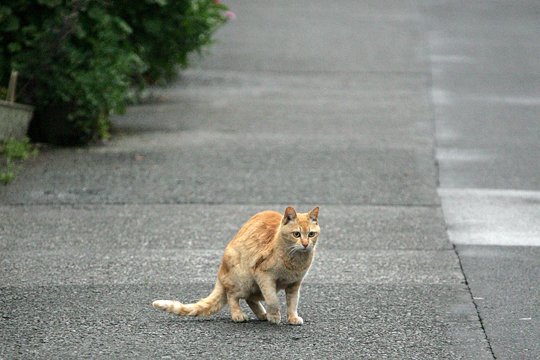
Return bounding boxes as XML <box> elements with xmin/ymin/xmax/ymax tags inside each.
<box><xmin>0</xmin><ymin>0</ymin><xmax>229</xmax><ymax>145</ymax></box>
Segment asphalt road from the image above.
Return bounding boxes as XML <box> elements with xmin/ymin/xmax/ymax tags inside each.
<box><xmin>425</xmin><ymin>1</ymin><xmax>540</xmax><ymax>358</ymax></box>
<box><xmin>1</xmin><ymin>1</ymin><xmax>538</xmax><ymax>359</ymax></box>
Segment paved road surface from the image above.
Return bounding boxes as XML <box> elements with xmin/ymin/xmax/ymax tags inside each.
<box><xmin>426</xmin><ymin>1</ymin><xmax>540</xmax><ymax>358</ymax></box>
<box><xmin>2</xmin><ymin>1</ymin><xmax>538</xmax><ymax>358</ymax></box>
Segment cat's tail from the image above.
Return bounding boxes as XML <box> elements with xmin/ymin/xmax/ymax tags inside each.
<box><xmin>152</xmin><ymin>281</ymin><xmax>226</xmax><ymax>317</ymax></box>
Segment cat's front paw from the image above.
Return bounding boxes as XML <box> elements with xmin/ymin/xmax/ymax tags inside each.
<box><xmin>287</xmin><ymin>315</ymin><xmax>304</xmax><ymax>326</ymax></box>
<box><xmin>266</xmin><ymin>312</ymin><xmax>281</xmax><ymax>324</ymax></box>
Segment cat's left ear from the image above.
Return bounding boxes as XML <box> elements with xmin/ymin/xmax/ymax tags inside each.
<box><xmin>282</xmin><ymin>206</ymin><xmax>297</xmax><ymax>225</ymax></box>
<box><xmin>308</xmin><ymin>207</ymin><xmax>319</xmax><ymax>223</ymax></box>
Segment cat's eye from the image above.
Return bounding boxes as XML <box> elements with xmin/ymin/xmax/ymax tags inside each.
<box><xmin>308</xmin><ymin>232</ymin><xmax>317</xmax><ymax>237</ymax></box>
<box><xmin>292</xmin><ymin>231</ymin><xmax>301</xmax><ymax>238</ymax></box>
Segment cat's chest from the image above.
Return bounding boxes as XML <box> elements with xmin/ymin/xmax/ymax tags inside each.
<box><xmin>275</xmin><ymin>268</ymin><xmax>308</xmax><ymax>289</ymax></box>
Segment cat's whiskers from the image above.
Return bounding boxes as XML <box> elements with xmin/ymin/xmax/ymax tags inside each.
<box><xmin>288</xmin><ymin>246</ymin><xmax>299</xmax><ymax>257</ymax></box>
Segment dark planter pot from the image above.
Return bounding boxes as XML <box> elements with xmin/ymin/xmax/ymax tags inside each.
<box><xmin>0</xmin><ymin>100</ymin><xmax>34</xmax><ymax>141</ymax></box>
<box><xmin>28</xmin><ymin>102</ymin><xmax>93</xmax><ymax>146</ymax></box>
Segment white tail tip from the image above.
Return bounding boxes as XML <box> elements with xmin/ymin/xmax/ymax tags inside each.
<box><xmin>152</xmin><ymin>300</ymin><xmax>172</xmax><ymax>311</ymax></box>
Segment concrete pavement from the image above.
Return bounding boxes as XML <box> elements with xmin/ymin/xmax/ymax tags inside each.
<box><xmin>425</xmin><ymin>0</ymin><xmax>540</xmax><ymax>358</ymax></box>
<box><xmin>1</xmin><ymin>0</ymin><xmax>537</xmax><ymax>358</ymax></box>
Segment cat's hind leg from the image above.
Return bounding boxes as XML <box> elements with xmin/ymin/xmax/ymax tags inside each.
<box><xmin>227</xmin><ymin>293</ymin><xmax>248</xmax><ymax>322</ymax></box>
<box><xmin>246</xmin><ymin>298</ymin><xmax>267</xmax><ymax>321</ymax></box>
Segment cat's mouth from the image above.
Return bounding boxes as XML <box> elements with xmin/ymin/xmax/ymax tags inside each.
<box><xmin>288</xmin><ymin>244</ymin><xmax>314</xmax><ymax>256</ymax></box>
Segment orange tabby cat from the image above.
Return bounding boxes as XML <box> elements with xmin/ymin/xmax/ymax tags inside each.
<box><xmin>152</xmin><ymin>206</ymin><xmax>320</xmax><ymax>325</ymax></box>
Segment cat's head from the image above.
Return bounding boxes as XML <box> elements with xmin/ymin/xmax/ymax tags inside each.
<box><xmin>280</xmin><ymin>206</ymin><xmax>320</xmax><ymax>253</ymax></box>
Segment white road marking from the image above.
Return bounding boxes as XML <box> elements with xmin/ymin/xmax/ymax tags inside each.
<box><xmin>431</xmin><ymin>88</ymin><xmax>452</xmax><ymax>105</ymax></box>
<box><xmin>439</xmin><ymin>188</ymin><xmax>540</xmax><ymax>246</ymax></box>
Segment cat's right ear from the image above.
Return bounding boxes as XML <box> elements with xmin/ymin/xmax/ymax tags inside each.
<box><xmin>308</xmin><ymin>206</ymin><xmax>319</xmax><ymax>223</ymax></box>
<box><xmin>282</xmin><ymin>206</ymin><xmax>297</xmax><ymax>225</ymax></box>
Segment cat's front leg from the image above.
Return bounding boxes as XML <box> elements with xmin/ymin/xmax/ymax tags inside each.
<box><xmin>285</xmin><ymin>282</ymin><xmax>303</xmax><ymax>325</ymax></box>
<box><xmin>255</xmin><ymin>275</ymin><xmax>281</xmax><ymax>324</ymax></box>
<box><xmin>246</xmin><ymin>298</ymin><xmax>267</xmax><ymax>320</ymax></box>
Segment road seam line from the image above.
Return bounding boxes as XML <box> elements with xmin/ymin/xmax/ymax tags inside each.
<box><xmin>453</xmin><ymin>244</ymin><xmax>497</xmax><ymax>359</ymax></box>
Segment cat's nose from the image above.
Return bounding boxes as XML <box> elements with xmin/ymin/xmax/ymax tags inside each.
<box><xmin>302</xmin><ymin>242</ymin><xmax>308</xmax><ymax>248</ymax></box>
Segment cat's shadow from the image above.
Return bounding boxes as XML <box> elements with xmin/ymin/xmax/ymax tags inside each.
<box><xmin>161</xmin><ymin>315</ymin><xmax>303</xmax><ymax>329</ymax></box>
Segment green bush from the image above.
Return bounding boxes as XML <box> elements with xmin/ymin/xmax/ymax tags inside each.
<box><xmin>0</xmin><ymin>137</ymin><xmax>38</xmax><ymax>184</ymax></box>
<box><xmin>0</xmin><ymin>0</ymin><xmax>229</xmax><ymax>145</ymax></box>
<box><xmin>117</xmin><ymin>0</ymin><xmax>229</xmax><ymax>84</ymax></box>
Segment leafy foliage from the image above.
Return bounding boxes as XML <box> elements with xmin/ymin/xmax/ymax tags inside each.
<box><xmin>116</xmin><ymin>0</ymin><xmax>229</xmax><ymax>83</ymax></box>
<box><xmin>0</xmin><ymin>137</ymin><xmax>38</xmax><ymax>184</ymax></box>
<box><xmin>0</xmin><ymin>0</ymin><xmax>228</xmax><ymax>145</ymax></box>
